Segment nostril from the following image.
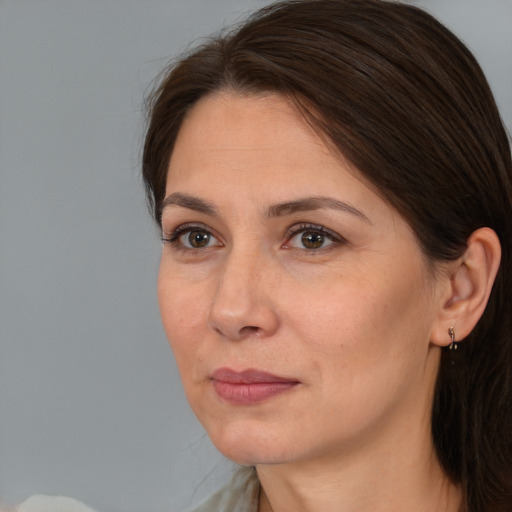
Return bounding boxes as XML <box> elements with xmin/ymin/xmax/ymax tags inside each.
<box><xmin>212</xmin><ymin>324</ymin><xmax>260</xmax><ymax>340</ymax></box>
<box><xmin>241</xmin><ymin>326</ymin><xmax>260</xmax><ymax>334</ymax></box>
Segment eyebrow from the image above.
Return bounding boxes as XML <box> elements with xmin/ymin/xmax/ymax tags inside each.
<box><xmin>161</xmin><ymin>192</ymin><xmax>371</xmax><ymax>224</ymax></box>
<box><xmin>161</xmin><ymin>192</ymin><xmax>217</xmax><ymax>216</ymax></box>
<box><xmin>267</xmin><ymin>196</ymin><xmax>372</xmax><ymax>224</ymax></box>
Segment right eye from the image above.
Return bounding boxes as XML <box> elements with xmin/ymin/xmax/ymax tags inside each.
<box><xmin>161</xmin><ymin>224</ymin><xmax>223</xmax><ymax>250</ymax></box>
<box><xmin>181</xmin><ymin>229</ymin><xmax>216</xmax><ymax>249</ymax></box>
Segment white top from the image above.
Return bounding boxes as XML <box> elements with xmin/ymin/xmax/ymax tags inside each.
<box><xmin>5</xmin><ymin>495</ymin><xmax>96</xmax><ymax>512</ymax></box>
<box><xmin>5</xmin><ymin>467</ymin><xmax>257</xmax><ymax>512</ymax></box>
<box><xmin>191</xmin><ymin>466</ymin><xmax>259</xmax><ymax>512</ymax></box>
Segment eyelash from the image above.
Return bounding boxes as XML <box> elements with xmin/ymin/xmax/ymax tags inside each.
<box><xmin>161</xmin><ymin>223</ymin><xmax>221</xmax><ymax>250</ymax></box>
<box><xmin>161</xmin><ymin>223</ymin><xmax>345</xmax><ymax>252</ymax></box>
<box><xmin>284</xmin><ymin>223</ymin><xmax>345</xmax><ymax>251</ymax></box>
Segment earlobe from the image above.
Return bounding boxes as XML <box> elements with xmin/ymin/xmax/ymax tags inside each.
<box><xmin>431</xmin><ymin>227</ymin><xmax>501</xmax><ymax>347</ymax></box>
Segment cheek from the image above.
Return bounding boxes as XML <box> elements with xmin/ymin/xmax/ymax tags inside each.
<box><xmin>157</xmin><ymin>268</ymin><xmax>208</xmax><ymax>371</ymax></box>
<box><xmin>286</xmin><ymin>263</ymin><xmax>432</xmax><ymax>366</ymax></box>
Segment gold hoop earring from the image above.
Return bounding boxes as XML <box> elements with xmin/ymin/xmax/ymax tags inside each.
<box><xmin>448</xmin><ymin>326</ymin><xmax>457</xmax><ymax>350</ymax></box>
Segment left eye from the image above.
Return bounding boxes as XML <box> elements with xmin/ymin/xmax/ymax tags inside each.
<box><xmin>285</xmin><ymin>227</ymin><xmax>337</xmax><ymax>250</ymax></box>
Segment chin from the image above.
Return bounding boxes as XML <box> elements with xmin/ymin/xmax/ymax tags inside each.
<box><xmin>205</xmin><ymin>419</ymin><xmax>294</xmax><ymax>466</ymax></box>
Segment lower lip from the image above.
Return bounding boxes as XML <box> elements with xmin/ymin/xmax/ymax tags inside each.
<box><xmin>212</xmin><ymin>380</ymin><xmax>298</xmax><ymax>405</ymax></box>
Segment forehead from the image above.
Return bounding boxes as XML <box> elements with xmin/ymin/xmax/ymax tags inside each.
<box><xmin>168</xmin><ymin>92</ymin><xmax>356</xmax><ymax>192</ymax></box>
<box><xmin>177</xmin><ymin>91</ymin><xmax>309</xmax><ymax>139</ymax></box>
<box><xmin>173</xmin><ymin>92</ymin><xmax>327</xmax><ymax>159</ymax></box>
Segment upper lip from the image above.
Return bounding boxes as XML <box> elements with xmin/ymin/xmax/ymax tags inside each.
<box><xmin>211</xmin><ymin>367</ymin><xmax>299</xmax><ymax>384</ymax></box>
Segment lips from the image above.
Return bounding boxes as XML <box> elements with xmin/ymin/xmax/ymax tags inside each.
<box><xmin>211</xmin><ymin>368</ymin><xmax>299</xmax><ymax>405</ymax></box>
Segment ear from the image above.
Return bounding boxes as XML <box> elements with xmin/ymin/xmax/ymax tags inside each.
<box><xmin>430</xmin><ymin>227</ymin><xmax>501</xmax><ymax>347</ymax></box>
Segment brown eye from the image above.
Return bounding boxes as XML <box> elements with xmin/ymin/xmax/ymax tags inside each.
<box><xmin>301</xmin><ymin>231</ymin><xmax>325</xmax><ymax>249</ymax></box>
<box><xmin>284</xmin><ymin>224</ymin><xmax>340</xmax><ymax>251</ymax></box>
<box><xmin>187</xmin><ymin>231</ymin><xmax>210</xmax><ymax>249</ymax></box>
<box><xmin>187</xmin><ymin>230</ymin><xmax>211</xmax><ymax>248</ymax></box>
<box><xmin>162</xmin><ymin>223</ymin><xmax>222</xmax><ymax>251</ymax></box>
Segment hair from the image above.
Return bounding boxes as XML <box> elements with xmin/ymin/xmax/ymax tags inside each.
<box><xmin>142</xmin><ymin>1</ymin><xmax>512</xmax><ymax>510</ymax></box>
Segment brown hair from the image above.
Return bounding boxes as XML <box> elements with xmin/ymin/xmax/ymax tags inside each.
<box><xmin>142</xmin><ymin>1</ymin><xmax>512</xmax><ymax>510</ymax></box>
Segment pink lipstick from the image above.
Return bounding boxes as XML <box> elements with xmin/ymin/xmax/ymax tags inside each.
<box><xmin>211</xmin><ymin>368</ymin><xmax>299</xmax><ymax>405</ymax></box>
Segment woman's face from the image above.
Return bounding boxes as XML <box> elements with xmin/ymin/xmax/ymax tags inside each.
<box><xmin>158</xmin><ymin>92</ymin><xmax>447</xmax><ymax>466</ymax></box>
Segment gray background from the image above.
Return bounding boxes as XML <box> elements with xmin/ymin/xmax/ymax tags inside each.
<box><xmin>0</xmin><ymin>1</ymin><xmax>511</xmax><ymax>511</ymax></box>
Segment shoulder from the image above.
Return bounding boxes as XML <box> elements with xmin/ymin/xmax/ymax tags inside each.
<box><xmin>13</xmin><ymin>495</ymin><xmax>96</xmax><ymax>512</ymax></box>
<box><xmin>190</xmin><ymin>466</ymin><xmax>259</xmax><ymax>512</ymax></box>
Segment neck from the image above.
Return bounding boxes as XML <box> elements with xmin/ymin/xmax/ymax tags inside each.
<box><xmin>256</xmin><ymin>417</ymin><xmax>461</xmax><ymax>512</ymax></box>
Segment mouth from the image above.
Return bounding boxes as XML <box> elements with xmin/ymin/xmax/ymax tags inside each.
<box><xmin>211</xmin><ymin>368</ymin><xmax>300</xmax><ymax>405</ymax></box>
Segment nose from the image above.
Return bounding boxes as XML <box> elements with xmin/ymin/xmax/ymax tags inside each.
<box><xmin>207</xmin><ymin>250</ymin><xmax>280</xmax><ymax>341</ymax></box>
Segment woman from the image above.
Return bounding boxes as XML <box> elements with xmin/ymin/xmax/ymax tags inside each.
<box><xmin>142</xmin><ymin>0</ymin><xmax>512</xmax><ymax>511</ymax></box>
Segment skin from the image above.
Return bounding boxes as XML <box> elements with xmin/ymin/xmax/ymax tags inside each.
<box><xmin>158</xmin><ymin>91</ymin><xmax>463</xmax><ymax>511</ymax></box>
